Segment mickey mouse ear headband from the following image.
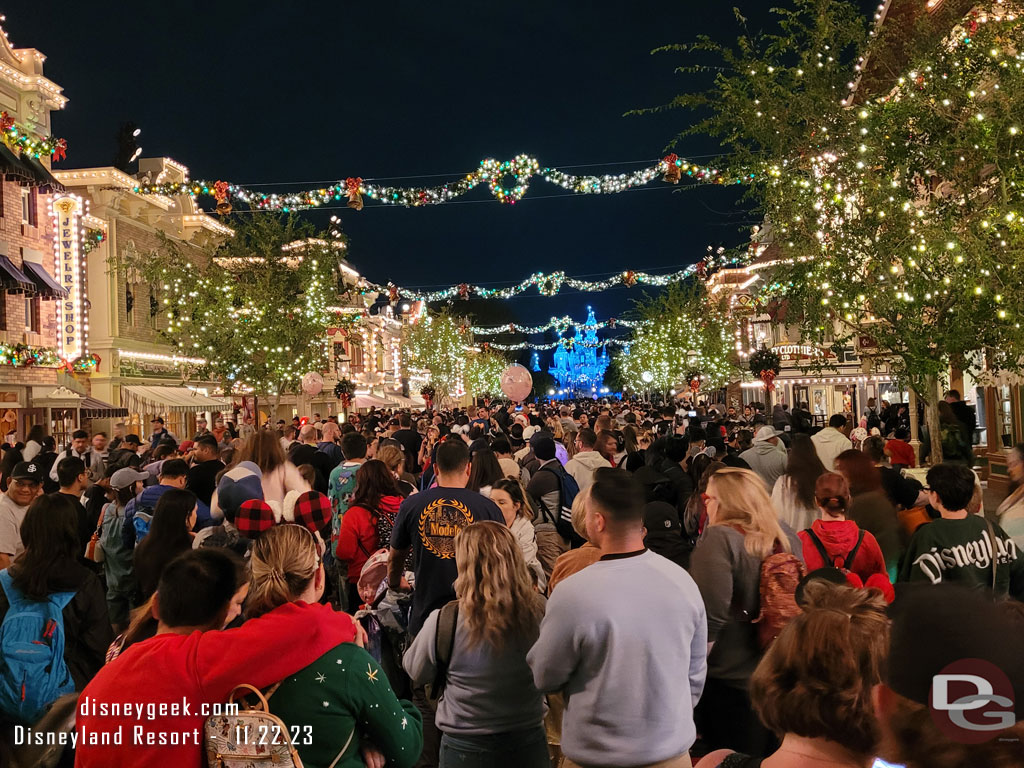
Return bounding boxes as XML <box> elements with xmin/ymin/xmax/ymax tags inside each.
<box><xmin>236</xmin><ymin>490</ymin><xmax>333</xmax><ymax>540</ymax></box>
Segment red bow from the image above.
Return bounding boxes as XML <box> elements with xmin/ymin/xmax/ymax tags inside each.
<box><xmin>0</xmin><ymin>112</ymin><xmax>13</xmax><ymax>133</ymax></box>
<box><xmin>213</xmin><ymin>180</ymin><xmax>230</xmax><ymax>203</ymax></box>
<box><xmin>345</xmin><ymin>177</ymin><xmax>362</xmax><ymax>194</ymax></box>
<box><xmin>663</xmin><ymin>153</ymin><xmax>679</xmax><ymax>167</ymax></box>
<box><xmin>52</xmin><ymin>138</ymin><xmax>67</xmax><ymax>163</ymax></box>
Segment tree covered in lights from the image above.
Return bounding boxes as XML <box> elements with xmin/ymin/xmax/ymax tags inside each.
<box><xmin>121</xmin><ymin>215</ymin><xmax>343</xmax><ymax>405</ymax></box>
<box><xmin>403</xmin><ymin>310</ymin><xmax>509</xmax><ymax>403</ymax></box>
<box><xmin>660</xmin><ymin>0</ymin><xmax>1024</xmax><ymax>463</ymax></box>
<box><xmin>618</xmin><ymin>283</ymin><xmax>736</xmax><ymax>395</ymax></box>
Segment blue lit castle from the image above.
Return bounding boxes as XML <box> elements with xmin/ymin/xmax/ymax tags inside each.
<box><xmin>544</xmin><ymin>307</ymin><xmax>611</xmax><ymax>397</ymax></box>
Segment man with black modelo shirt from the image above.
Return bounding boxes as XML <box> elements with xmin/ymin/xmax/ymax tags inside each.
<box><xmin>388</xmin><ymin>439</ymin><xmax>503</xmax><ymax>635</ymax></box>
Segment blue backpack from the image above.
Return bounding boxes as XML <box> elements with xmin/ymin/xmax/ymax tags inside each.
<box><xmin>132</xmin><ymin>505</ymin><xmax>155</xmax><ymax>544</ymax></box>
<box><xmin>0</xmin><ymin>569</ymin><xmax>76</xmax><ymax>724</ymax></box>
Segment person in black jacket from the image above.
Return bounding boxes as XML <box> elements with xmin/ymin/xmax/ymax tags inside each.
<box><xmin>0</xmin><ymin>493</ymin><xmax>112</xmax><ymax>691</ymax></box>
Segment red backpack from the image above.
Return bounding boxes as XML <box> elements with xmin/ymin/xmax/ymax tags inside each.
<box><xmin>753</xmin><ymin>541</ymin><xmax>805</xmax><ymax>650</ymax></box>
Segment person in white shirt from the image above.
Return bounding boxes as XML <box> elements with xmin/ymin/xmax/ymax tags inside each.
<box><xmin>49</xmin><ymin>430</ymin><xmax>95</xmax><ymax>485</ymax></box>
<box><xmin>564</xmin><ymin>428</ymin><xmax>611</xmax><ymax>491</ymax></box>
<box><xmin>811</xmin><ymin>414</ymin><xmax>853</xmax><ymax>470</ymax></box>
<box><xmin>0</xmin><ymin>461</ymin><xmax>44</xmax><ymax>568</ymax></box>
<box><xmin>528</xmin><ymin>469</ymin><xmax>707</xmax><ymax>768</ymax></box>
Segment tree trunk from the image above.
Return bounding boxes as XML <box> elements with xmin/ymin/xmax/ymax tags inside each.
<box><xmin>922</xmin><ymin>374</ymin><xmax>944</xmax><ymax>467</ymax></box>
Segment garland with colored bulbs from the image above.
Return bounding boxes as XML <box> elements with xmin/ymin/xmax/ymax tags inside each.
<box><xmin>0</xmin><ymin>112</ymin><xmax>67</xmax><ymax>161</ymax></box>
<box><xmin>127</xmin><ymin>153</ymin><xmax>741</xmax><ymax>212</ymax></box>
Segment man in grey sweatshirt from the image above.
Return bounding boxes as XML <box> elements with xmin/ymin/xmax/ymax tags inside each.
<box><xmin>527</xmin><ymin>468</ymin><xmax>707</xmax><ymax>768</ymax></box>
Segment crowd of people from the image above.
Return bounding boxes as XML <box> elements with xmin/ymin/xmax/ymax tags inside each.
<box><xmin>0</xmin><ymin>395</ymin><xmax>1020</xmax><ymax>768</ymax></box>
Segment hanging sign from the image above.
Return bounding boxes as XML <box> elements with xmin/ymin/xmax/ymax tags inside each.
<box><xmin>51</xmin><ymin>194</ymin><xmax>87</xmax><ymax>362</ymax></box>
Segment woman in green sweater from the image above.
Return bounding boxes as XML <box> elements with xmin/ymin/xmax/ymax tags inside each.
<box><xmin>247</xmin><ymin>524</ymin><xmax>423</xmax><ymax>768</ymax></box>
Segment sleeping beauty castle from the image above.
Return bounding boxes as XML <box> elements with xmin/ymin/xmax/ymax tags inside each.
<box><xmin>534</xmin><ymin>307</ymin><xmax>611</xmax><ymax>397</ymax></box>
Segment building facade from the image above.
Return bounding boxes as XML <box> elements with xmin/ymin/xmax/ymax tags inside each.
<box><xmin>52</xmin><ymin>157</ymin><xmax>233</xmax><ymax>440</ymax></box>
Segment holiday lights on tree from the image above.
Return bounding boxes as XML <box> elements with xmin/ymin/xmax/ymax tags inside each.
<box><xmin>119</xmin><ymin>216</ymin><xmax>342</xmax><ymax>400</ymax></box>
<box><xmin>617</xmin><ymin>283</ymin><xmax>736</xmax><ymax>394</ymax></box>
<box><xmin>662</xmin><ymin>0</ymin><xmax>1024</xmax><ymax>464</ymax></box>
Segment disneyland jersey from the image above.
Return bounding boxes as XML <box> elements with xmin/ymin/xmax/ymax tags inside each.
<box><xmin>390</xmin><ymin>486</ymin><xmax>503</xmax><ymax>634</ymax></box>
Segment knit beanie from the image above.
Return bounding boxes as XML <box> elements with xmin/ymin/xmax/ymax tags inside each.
<box><xmin>216</xmin><ymin>461</ymin><xmax>264</xmax><ymax>522</ymax></box>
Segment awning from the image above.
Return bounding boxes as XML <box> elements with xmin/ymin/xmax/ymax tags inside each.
<box><xmin>354</xmin><ymin>393</ymin><xmax>397</xmax><ymax>410</ymax></box>
<box><xmin>0</xmin><ymin>255</ymin><xmax>34</xmax><ymax>293</ymax></box>
<box><xmin>21</xmin><ymin>261</ymin><xmax>67</xmax><ymax>298</ymax></box>
<box><xmin>0</xmin><ymin>142</ymin><xmax>35</xmax><ymax>185</ymax></box>
<box><xmin>387</xmin><ymin>393</ymin><xmax>426</xmax><ymax>409</ymax></box>
<box><xmin>122</xmin><ymin>385</ymin><xmax>230</xmax><ymax>414</ymax></box>
<box><xmin>81</xmin><ymin>396</ymin><xmax>128</xmax><ymax>418</ymax></box>
<box><xmin>20</xmin><ymin>154</ymin><xmax>64</xmax><ymax>193</ymax></box>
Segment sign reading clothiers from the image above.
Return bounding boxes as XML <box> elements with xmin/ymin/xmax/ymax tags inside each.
<box><xmin>51</xmin><ymin>194</ymin><xmax>87</xmax><ymax>362</ymax></box>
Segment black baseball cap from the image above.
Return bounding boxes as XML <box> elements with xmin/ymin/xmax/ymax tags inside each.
<box><xmin>10</xmin><ymin>461</ymin><xmax>43</xmax><ymax>482</ymax></box>
<box><xmin>123</xmin><ymin>434</ymin><xmax>142</xmax><ymax>446</ymax></box>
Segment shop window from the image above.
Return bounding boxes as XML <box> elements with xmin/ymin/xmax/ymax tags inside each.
<box><xmin>24</xmin><ymin>296</ymin><xmax>39</xmax><ymax>334</ymax></box>
<box><xmin>350</xmin><ymin>344</ymin><xmax>364</xmax><ymax>373</ymax></box>
<box><xmin>20</xmin><ymin>188</ymin><xmax>36</xmax><ymax>226</ymax></box>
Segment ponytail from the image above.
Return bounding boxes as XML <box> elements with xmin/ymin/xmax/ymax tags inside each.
<box><xmin>246</xmin><ymin>525</ymin><xmax>319</xmax><ymax>618</ymax></box>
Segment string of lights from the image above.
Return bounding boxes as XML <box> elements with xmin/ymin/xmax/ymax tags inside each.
<box><xmin>128</xmin><ymin>153</ymin><xmax>743</xmax><ymax>212</ymax></box>
<box><xmin>485</xmin><ymin>338</ymin><xmax>630</xmax><ymax>351</ymax></box>
<box><xmin>469</xmin><ymin>315</ymin><xmax>644</xmax><ymax>335</ymax></box>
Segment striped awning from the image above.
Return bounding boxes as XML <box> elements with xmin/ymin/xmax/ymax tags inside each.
<box><xmin>81</xmin><ymin>396</ymin><xmax>128</xmax><ymax>418</ymax></box>
<box><xmin>0</xmin><ymin>255</ymin><xmax>34</xmax><ymax>293</ymax></box>
<box><xmin>353</xmin><ymin>393</ymin><xmax>397</xmax><ymax>410</ymax></box>
<box><xmin>121</xmin><ymin>385</ymin><xmax>230</xmax><ymax>415</ymax></box>
<box><xmin>22</xmin><ymin>261</ymin><xmax>67</xmax><ymax>298</ymax></box>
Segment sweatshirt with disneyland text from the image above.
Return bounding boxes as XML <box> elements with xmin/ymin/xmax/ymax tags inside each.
<box><xmin>898</xmin><ymin>515</ymin><xmax>1024</xmax><ymax>599</ymax></box>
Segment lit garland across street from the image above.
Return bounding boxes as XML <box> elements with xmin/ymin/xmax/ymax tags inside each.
<box><xmin>486</xmin><ymin>338</ymin><xmax>630</xmax><ymax>352</ymax></box>
<box><xmin>469</xmin><ymin>315</ymin><xmax>643</xmax><ymax>335</ymax></box>
<box><xmin>127</xmin><ymin>154</ymin><xmax>738</xmax><ymax>211</ymax></box>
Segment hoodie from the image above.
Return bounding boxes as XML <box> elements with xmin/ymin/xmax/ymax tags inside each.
<box><xmin>336</xmin><ymin>494</ymin><xmax>404</xmax><ymax>581</ymax></box>
<box><xmin>811</xmin><ymin>427</ymin><xmax>852</xmax><ymax>470</ymax></box>
<box><xmin>564</xmin><ymin>450</ymin><xmax>612</xmax><ymax>491</ymax></box>
<box><xmin>798</xmin><ymin>519</ymin><xmax>892</xmax><ymax>593</ymax></box>
<box><xmin>738</xmin><ymin>441</ymin><xmax>788</xmax><ymax>490</ymax></box>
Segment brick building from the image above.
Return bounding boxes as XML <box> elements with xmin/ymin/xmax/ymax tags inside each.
<box><xmin>0</xmin><ymin>18</ymin><xmax>85</xmax><ymax>444</ymax></box>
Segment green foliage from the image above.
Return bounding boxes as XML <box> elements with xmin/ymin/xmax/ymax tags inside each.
<box><xmin>119</xmin><ymin>215</ymin><xmax>343</xmax><ymax>397</ymax></box>
<box><xmin>656</xmin><ymin>0</ymin><xmax>1024</xmax><ymax>408</ymax></box>
<box><xmin>618</xmin><ymin>283</ymin><xmax>736</xmax><ymax>393</ymax></box>
<box><xmin>403</xmin><ymin>310</ymin><xmax>509</xmax><ymax>401</ymax></box>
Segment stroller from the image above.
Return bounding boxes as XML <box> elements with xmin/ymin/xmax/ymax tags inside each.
<box><xmin>353</xmin><ymin>549</ymin><xmax>415</xmax><ymax>698</ymax></box>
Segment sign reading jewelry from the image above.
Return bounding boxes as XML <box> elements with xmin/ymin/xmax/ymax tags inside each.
<box><xmin>51</xmin><ymin>194</ymin><xmax>87</xmax><ymax>362</ymax></box>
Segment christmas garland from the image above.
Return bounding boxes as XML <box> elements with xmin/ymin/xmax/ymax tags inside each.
<box><xmin>128</xmin><ymin>153</ymin><xmax>741</xmax><ymax>213</ymax></box>
<box><xmin>749</xmin><ymin>347</ymin><xmax>782</xmax><ymax>392</ymax></box>
<box><xmin>363</xmin><ymin>254</ymin><xmax>739</xmax><ymax>304</ymax></box>
<box><xmin>0</xmin><ymin>343</ymin><xmax>60</xmax><ymax>368</ymax></box>
<box><xmin>469</xmin><ymin>315</ymin><xmax>643</xmax><ymax>336</ymax></box>
<box><xmin>334</xmin><ymin>378</ymin><xmax>356</xmax><ymax>408</ymax></box>
<box><xmin>419</xmin><ymin>384</ymin><xmax>436</xmax><ymax>408</ymax></box>
<box><xmin>0</xmin><ymin>112</ymin><xmax>67</xmax><ymax>161</ymax></box>
<box><xmin>82</xmin><ymin>229</ymin><xmax>107</xmax><ymax>255</ymax></box>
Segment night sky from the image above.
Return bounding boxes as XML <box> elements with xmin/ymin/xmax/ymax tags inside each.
<box><xmin>6</xmin><ymin>1</ymin><xmax>854</xmax><ymax>356</ymax></box>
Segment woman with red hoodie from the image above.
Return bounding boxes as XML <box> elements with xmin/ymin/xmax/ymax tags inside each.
<box><xmin>336</xmin><ymin>460</ymin><xmax>404</xmax><ymax>609</ymax></box>
<box><xmin>798</xmin><ymin>472</ymin><xmax>894</xmax><ymax>601</ymax></box>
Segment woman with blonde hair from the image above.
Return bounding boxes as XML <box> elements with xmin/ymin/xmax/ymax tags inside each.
<box><xmin>249</xmin><ymin>524</ymin><xmax>422</xmax><ymax>768</ymax></box>
<box><xmin>238</xmin><ymin>429</ymin><xmax>309</xmax><ymax>506</ymax></box>
<box><xmin>547</xmin><ymin>486</ymin><xmax>601</xmax><ymax>594</ymax></box>
<box><xmin>404</xmin><ymin>521</ymin><xmax>548</xmax><ymax>768</ymax></box>
<box><xmin>696</xmin><ymin>582</ymin><xmax>890</xmax><ymax>768</ymax></box>
<box><xmin>690</xmin><ymin>467</ymin><xmax>804</xmax><ymax>758</ymax></box>
<box><xmin>376</xmin><ymin>443</ymin><xmax>417</xmax><ymax>497</ymax></box>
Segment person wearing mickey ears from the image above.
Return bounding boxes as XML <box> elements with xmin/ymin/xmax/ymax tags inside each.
<box><xmin>243</xmin><ymin>522</ymin><xmax>422</xmax><ymax>768</ymax></box>
<box><xmin>0</xmin><ymin>460</ymin><xmax>44</xmax><ymax>569</ymax></box>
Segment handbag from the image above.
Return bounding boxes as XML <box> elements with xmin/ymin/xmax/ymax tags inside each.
<box><xmin>84</xmin><ymin>507</ymin><xmax>106</xmax><ymax>563</ymax></box>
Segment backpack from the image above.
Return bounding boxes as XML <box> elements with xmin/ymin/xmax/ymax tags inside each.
<box><xmin>752</xmin><ymin>542</ymin><xmax>805</xmax><ymax>650</ymax></box>
<box><xmin>132</xmin><ymin>505</ymin><xmax>155</xmax><ymax>544</ymax></box>
<box><xmin>425</xmin><ymin>600</ymin><xmax>459</xmax><ymax>710</ymax></box>
<box><xmin>865</xmin><ymin>408</ymin><xmax>881</xmax><ymax>431</ymax></box>
<box><xmin>205</xmin><ymin>683</ymin><xmax>334</xmax><ymax>768</ymax></box>
<box><xmin>536</xmin><ymin>463</ymin><xmax>583</xmax><ymax>546</ymax></box>
<box><xmin>803</xmin><ymin>528</ymin><xmax>865</xmax><ymax>577</ymax></box>
<box><xmin>0</xmin><ymin>570</ymin><xmax>76</xmax><ymax>724</ymax></box>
